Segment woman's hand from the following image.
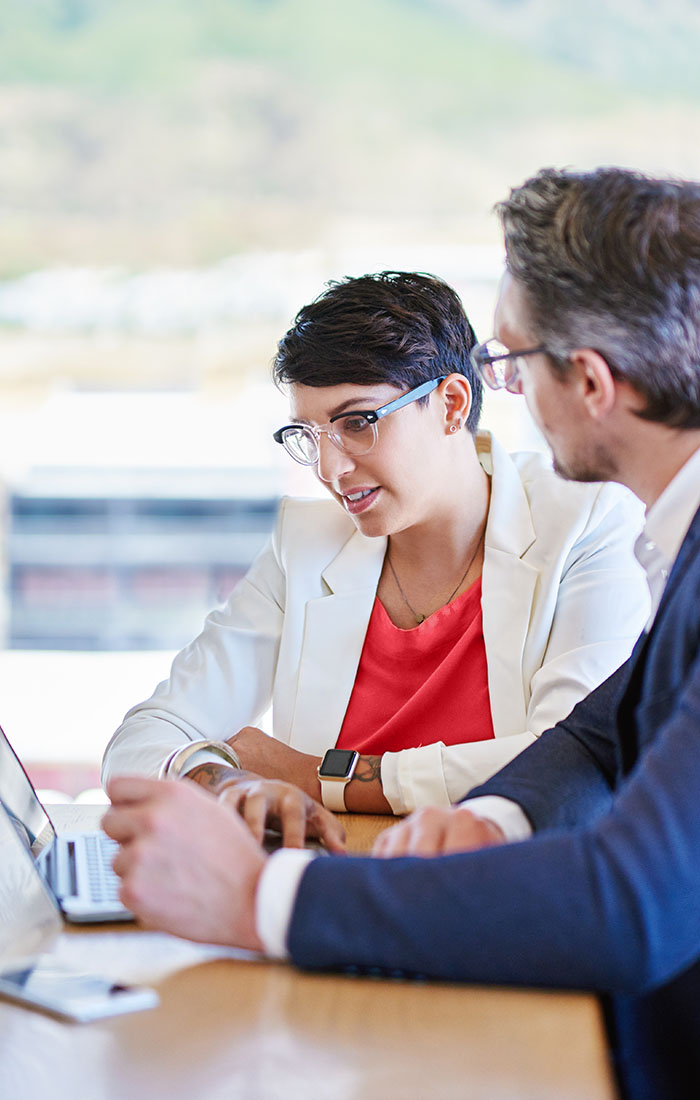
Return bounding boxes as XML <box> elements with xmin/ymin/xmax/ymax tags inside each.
<box><xmin>184</xmin><ymin>749</ymin><xmax>345</xmax><ymax>852</ymax></box>
<box><xmin>227</xmin><ymin>726</ymin><xmax>322</xmax><ymax>800</ymax></box>
<box><xmin>218</xmin><ymin>775</ymin><xmax>345</xmax><ymax>852</ymax></box>
<box><xmin>372</xmin><ymin>805</ymin><xmax>505</xmax><ymax>858</ymax></box>
<box><xmin>227</xmin><ymin>729</ymin><xmax>393</xmax><ymax>814</ymax></box>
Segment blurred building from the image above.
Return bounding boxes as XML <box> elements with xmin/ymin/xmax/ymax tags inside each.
<box><xmin>5</xmin><ymin>465</ymin><xmax>279</xmax><ymax>650</ymax></box>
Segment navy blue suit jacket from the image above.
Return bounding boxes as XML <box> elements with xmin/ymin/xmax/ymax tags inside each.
<box><xmin>288</xmin><ymin>504</ymin><xmax>700</xmax><ymax>1100</ymax></box>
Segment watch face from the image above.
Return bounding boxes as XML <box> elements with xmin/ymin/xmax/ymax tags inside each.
<box><xmin>319</xmin><ymin>749</ymin><xmax>357</xmax><ymax>778</ymax></box>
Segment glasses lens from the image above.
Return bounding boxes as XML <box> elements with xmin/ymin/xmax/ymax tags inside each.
<box><xmin>330</xmin><ymin>415</ymin><xmax>377</xmax><ymax>456</ymax></box>
<box><xmin>504</xmin><ymin>359</ymin><xmax>524</xmax><ymax>393</ymax></box>
<box><xmin>281</xmin><ymin>427</ymin><xmax>318</xmax><ymax>465</ymax></box>
<box><xmin>472</xmin><ymin>339</ymin><xmax>512</xmax><ymax>391</ymax></box>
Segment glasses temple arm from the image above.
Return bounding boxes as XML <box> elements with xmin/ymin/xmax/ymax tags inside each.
<box><xmin>374</xmin><ymin>376</ymin><xmax>446</xmax><ymax>420</ymax></box>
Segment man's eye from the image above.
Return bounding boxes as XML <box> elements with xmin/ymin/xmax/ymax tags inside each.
<box><xmin>340</xmin><ymin>415</ymin><xmax>371</xmax><ymax>434</ymax></box>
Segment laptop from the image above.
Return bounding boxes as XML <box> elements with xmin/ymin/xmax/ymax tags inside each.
<box><xmin>0</xmin><ymin>725</ymin><xmax>131</xmax><ymax>923</ymax></box>
<box><xmin>0</xmin><ymin>798</ymin><xmax>161</xmax><ymax>1020</ymax></box>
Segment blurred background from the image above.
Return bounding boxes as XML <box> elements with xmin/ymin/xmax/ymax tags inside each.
<box><xmin>1</xmin><ymin>0</ymin><xmax>699</xmax><ymax>795</ymax></box>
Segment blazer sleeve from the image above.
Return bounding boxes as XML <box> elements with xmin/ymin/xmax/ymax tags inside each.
<box><xmin>380</xmin><ymin>487</ymin><xmax>649</xmax><ymax>813</ymax></box>
<box><xmin>287</xmin><ymin>647</ymin><xmax>700</xmax><ymax>994</ymax></box>
<box><xmin>101</xmin><ymin>502</ymin><xmax>289</xmax><ymax>783</ymax></box>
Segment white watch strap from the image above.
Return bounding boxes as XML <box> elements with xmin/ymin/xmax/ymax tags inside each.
<box><xmin>319</xmin><ymin>777</ymin><xmax>349</xmax><ymax>812</ymax></box>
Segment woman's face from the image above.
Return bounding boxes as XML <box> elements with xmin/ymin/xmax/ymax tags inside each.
<box><xmin>287</xmin><ymin>381</ymin><xmax>453</xmax><ymax>539</ymax></box>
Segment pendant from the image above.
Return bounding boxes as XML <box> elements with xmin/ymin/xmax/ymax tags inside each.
<box><xmin>415</xmin><ymin>613</ymin><xmax>425</xmax><ymax>624</ymax></box>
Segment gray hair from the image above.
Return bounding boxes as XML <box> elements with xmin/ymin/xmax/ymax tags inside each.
<box><xmin>497</xmin><ymin>167</ymin><xmax>700</xmax><ymax>429</ymax></box>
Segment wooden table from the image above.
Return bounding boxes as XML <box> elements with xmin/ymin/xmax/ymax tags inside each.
<box><xmin>0</xmin><ymin>806</ymin><xmax>617</xmax><ymax>1100</ymax></box>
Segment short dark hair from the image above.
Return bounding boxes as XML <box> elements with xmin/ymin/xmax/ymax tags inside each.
<box><xmin>497</xmin><ymin>167</ymin><xmax>700</xmax><ymax>429</ymax></box>
<box><xmin>273</xmin><ymin>271</ymin><xmax>483</xmax><ymax>433</ymax></box>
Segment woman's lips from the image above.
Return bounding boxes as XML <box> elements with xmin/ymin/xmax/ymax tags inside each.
<box><xmin>342</xmin><ymin>486</ymin><xmax>380</xmax><ymax>514</ymax></box>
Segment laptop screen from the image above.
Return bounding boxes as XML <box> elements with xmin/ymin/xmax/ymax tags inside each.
<box><xmin>0</xmin><ymin>800</ymin><xmax>61</xmax><ymax>973</ymax></box>
<box><xmin>0</xmin><ymin>727</ymin><xmax>56</xmax><ymax>856</ymax></box>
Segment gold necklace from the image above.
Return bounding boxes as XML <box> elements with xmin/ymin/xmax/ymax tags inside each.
<box><xmin>387</xmin><ymin>529</ymin><xmax>485</xmax><ymax>626</ymax></box>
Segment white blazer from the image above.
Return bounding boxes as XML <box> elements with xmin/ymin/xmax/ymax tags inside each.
<box><xmin>102</xmin><ymin>432</ymin><xmax>650</xmax><ymax>812</ymax></box>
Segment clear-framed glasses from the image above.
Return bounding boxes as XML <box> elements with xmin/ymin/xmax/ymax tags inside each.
<box><xmin>273</xmin><ymin>376</ymin><xmax>446</xmax><ymax>466</ymax></box>
<box><xmin>470</xmin><ymin>338</ymin><xmax>546</xmax><ymax>393</ymax></box>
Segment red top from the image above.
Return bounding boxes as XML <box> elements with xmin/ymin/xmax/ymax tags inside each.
<box><xmin>336</xmin><ymin>578</ymin><xmax>494</xmax><ymax>754</ymax></box>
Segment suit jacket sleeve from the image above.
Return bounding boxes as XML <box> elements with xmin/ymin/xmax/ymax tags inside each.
<box><xmin>287</xmin><ymin>646</ymin><xmax>700</xmax><ymax>994</ymax></box>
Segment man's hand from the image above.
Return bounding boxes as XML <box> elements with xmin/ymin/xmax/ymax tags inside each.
<box><xmin>372</xmin><ymin>805</ymin><xmax>506</xmax><ymax>858</ymax></box>
<box><xmin>217</xmin><ymin>776</ymin><xmax>345</xmax><ymax>853</ymax></box>
<box><xmin>103</xmin><ymin>776</ymin><xmax>266</xmax><ymax>949</ymax></box>
<box><xmin>227</xmin><ymin>726</ymin><xmax>322</xmax><ymax>799</ymax></box>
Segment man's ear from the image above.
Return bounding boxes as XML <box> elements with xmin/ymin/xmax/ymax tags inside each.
<box><xmin>568</xmin><ymin>349</ymin><xmax>617</xmax><ymax>421</ymax></box>
<box><xmin>439</xmin><ymin>373</ymin><xmax>473</xmax><ymax>429</ymax></box>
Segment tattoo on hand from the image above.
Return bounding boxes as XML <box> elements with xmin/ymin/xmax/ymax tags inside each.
<box><xmin>188</xmin><ymin>762</ymin><xmax>243</xmax><ymax>793</ymax></box>
<box><xmin>352</xmin><ymin>755</ymin><xmax>382</xmax><ymax>784</ymax></box>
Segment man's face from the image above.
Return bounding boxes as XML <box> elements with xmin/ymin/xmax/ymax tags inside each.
<box><xmin>493</xmin><ymin>273</ymin><xmax>618</xmax><ymax>484</ymax></box>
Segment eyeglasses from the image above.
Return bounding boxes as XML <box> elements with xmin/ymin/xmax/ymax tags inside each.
<box><xmin>470</xmin><ymin>338</ymin><xmax>547</xmax><ymax>393</ymax></box>
<box><xmin>273</xmin><ymin>376</ymin><xmax>446</xmax><ymax>466</ymax></box>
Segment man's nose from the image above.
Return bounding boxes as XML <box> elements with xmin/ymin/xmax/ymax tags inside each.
<box><xmin>315</xmin><ymin>432</ymin><xmax>355</xmax><ymax>483</ymax></box>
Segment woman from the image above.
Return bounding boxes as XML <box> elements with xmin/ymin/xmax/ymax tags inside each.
<box><xmin>102</xmin><ymin>272</ymin><xmax>648</xmax><ymax>824</ymax></box>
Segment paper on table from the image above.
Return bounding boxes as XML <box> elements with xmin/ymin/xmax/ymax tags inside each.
<box><xmin>44</xmin><ymin>805</ymin><xmax>265</xmax><ymax>984</ymax></box>
<box><xmin>46</xmin><ymin>930</ymin><xmax>263</xmax><ymax>986</ymax></box>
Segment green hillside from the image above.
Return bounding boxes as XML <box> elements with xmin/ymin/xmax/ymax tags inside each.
<box><xmin>0</xmin><ymin>0</ymin><xmax>698</xmax><ymax>274</ymax></box>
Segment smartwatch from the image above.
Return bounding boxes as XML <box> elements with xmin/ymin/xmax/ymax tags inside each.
<box><xmin>317</xmin><ymin>748</ymin><xmax>360</xmax><ymax>812</ymax></box>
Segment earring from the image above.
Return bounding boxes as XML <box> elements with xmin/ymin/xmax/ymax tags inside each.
<box><xmin>449</xmin><ymin>421</ymin><xmax>462</xmax><ymax>434</ymax></box>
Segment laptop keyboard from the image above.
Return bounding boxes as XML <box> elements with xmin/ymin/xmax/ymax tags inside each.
<box><xmin>81</xmin><ymin>833</ymin><xmax>121</xmax><ymax>904</ymax></box>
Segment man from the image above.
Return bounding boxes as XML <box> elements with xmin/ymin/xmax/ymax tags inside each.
<box><xmin>104</xmin><ymin>167</ymin><xmax>700</xmax><ymax>1100</ymax></box>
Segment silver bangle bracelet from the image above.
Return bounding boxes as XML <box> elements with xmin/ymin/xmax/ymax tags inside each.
<box><xmin>158</xmin><ymin>739</ymin><xmax>243</xmax><ymax>780</ymax></box>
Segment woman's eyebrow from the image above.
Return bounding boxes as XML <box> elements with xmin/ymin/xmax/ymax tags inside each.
<box><xmin>329</xmin><ymin>395</ymin><xmax>383</xmax><ymax>417</ymax></box>
<box><xmin>290</xmin><ymin>395</ymin><xmax>385</xmax><ymax>424</ymax></box>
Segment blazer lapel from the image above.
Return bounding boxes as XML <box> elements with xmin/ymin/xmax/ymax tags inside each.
<box><xmin>287</xmin><ymin>530</ymin><xmax>387</xmax><ymax>755</ymax></box>
<box><xmin>479</xmin><ymin>433</ymin><xmax>539</xmax><ymax>738</ymax></box>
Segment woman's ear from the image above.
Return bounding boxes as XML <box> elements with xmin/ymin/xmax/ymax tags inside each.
<box><xmin>440</xmin><ymin>373</ymin><xmax>472</xmax><ymax>432</ymax></box>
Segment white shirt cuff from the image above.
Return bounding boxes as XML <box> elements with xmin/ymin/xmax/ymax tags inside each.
<box><xmin>381</xmin><ymin>743</ymin><xmax>451</xmax><ymax>815</ymax></box>
<box><xmin>255</xmin><ymin>848</ymin><xmax>318</xmax><ymax>959</ymax></box>
<box><xmin>462</xmin><ymin>795</ymin><xmax>533</xmax><ymax>842</ymax></box>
